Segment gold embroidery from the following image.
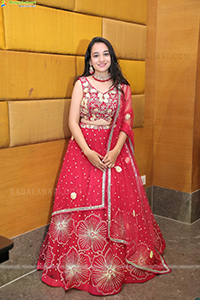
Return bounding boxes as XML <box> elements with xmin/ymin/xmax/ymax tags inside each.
<box><xmin>98</xmin><ymin>93</ymin><xmax>103</xmax><ymax>102</ymax></box>
<box><xmin>80</xmin><ymin>123</ymin><xmax>111</xmax><ymax>130</ymax></box>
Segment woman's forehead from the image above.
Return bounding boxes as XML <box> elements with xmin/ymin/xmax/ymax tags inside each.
<box><xmin>91</xmin><ymin>42</ymin><xmax>109</xmax><ymax>53</ymax></box>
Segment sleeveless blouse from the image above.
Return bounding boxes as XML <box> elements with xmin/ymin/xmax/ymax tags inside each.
<box><xmin>79</xmin><ymin>77</ymin><xmax>118</xmax><ymax>123</ymax></box>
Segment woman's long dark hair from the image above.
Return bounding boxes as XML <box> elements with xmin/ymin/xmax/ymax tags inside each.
<box><xmin>74</xmin><ymin>37</ymin><xmax>129</xmax><ymax>89</ymax></box>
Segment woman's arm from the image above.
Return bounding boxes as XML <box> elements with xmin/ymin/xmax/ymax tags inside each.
<box><xmin>68</xmin><ymin>80</ymin><xmax>107</xmax><ymax>171</ymax></box>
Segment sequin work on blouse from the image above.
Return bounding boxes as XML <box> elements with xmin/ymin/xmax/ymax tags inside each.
<box><xmin>79</xmin><ymin>77</ymin><xmax>118</xmax><ymax>123</ymax></box>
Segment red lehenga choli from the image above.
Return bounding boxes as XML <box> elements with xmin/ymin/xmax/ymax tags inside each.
<box><xmin>37</xmin><ymin>77</ymin><xmax>171</xmax><ymax>296</ymax></box>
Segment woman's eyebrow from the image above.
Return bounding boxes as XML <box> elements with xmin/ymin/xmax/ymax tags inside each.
<box><xmin>92</xmin><ymin>50</ymin><xmax>109</xmax><ymax>55</ymax></box>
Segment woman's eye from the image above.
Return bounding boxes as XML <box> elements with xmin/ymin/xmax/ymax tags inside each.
<box><xmin>104</xmin><ymin>53</ymin><xmax>109</xmax><ymax>56</ymax></box>
<box><xmin>93</xmin><ymin>54</ymin><xmax>98</xmax><ymax>58</ymax></box>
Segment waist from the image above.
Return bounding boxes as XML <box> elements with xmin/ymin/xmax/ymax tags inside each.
<box><xmin>80</xmin><ymin>118</ymin><xmax>111</xmax><ymax>126</ymax></box>
<box><xmin>79</xmin><ymin>122</ymin><xmax>111</xmax><ymax>130</ymax></box>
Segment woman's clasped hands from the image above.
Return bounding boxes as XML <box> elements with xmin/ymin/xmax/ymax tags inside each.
<box><xmin>85</xmin><ymin>148</ymin><xmax>119</xmax><ymax>171</ymax></box>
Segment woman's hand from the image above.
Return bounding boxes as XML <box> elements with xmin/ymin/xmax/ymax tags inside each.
<box><xmin>102</xmin><ymin>131</ymin><xmax>127</xmax><ymax>168</ymax></box>
<box><xmin>85</xmin><ymin>149</ymin><xmax>107</xmax><ymax>171</ymax></box>
<box><xmin>102</xmin><ymin>148</ymin><xmax>119</xmax><ymax>168</ymax></box>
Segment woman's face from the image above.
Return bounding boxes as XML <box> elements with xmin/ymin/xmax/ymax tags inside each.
<box><xmin>90</xmin><ymin>42</ymin><xmax>111</xmax><ymax>75</ymax></box>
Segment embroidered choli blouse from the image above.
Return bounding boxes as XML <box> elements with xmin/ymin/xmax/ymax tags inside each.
<box><xmin>79</xmin><ymin>77</ymin><xmax>118</xmax><ymax>123</ymax></box>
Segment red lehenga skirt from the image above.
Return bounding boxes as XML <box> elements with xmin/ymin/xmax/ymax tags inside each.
<box><xmin>37</xmin><ymin>123</ymin><xmax>171</xmax><ymax>296</ymax></box>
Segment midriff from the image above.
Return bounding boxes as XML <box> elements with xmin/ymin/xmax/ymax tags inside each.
<box><xmin>80</xmin><ymin>118</ymin><xmax>111</xmax><ymax>126</ymax></box>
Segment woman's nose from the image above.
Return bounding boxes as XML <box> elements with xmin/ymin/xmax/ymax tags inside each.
<box><xmin>99</xmin><ymin>54</ymin><xmax>104</xmax><ymax>61</ymax></box>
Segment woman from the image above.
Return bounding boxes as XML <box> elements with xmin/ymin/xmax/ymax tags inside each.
<box><xmin>37</xmin><ymin>37</ymin><xmax>171</xmax><ymax>296</ymax></box>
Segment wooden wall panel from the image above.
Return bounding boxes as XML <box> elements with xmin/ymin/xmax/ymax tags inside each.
<box><xmin>0</xmin><ymin>101</ymin><xmax>9</xmax><ymax>148</ymax></box>
<box><xmin>133</xmin><ymin>126</ymin><xmax>153</xmax><ymax>187</ymax></box>
<box><xmin>132</xmin><ymin>95</ymin><xmax>145</xmax><ymax>128</ymax></box>
<box><xmin>145</xmin><ymin>0</ymin><xmax>157</xmax><ymax>127</ymax></box>
<box><xmin>119</xmin><ymin>60</ymin><xmax>145</xmax><ymax>94</ymax></box>
<box><xmin>0</xmin><ymin>7</ymin><xmax>5</xmax><ymax>49</ymax></box>
<box><xmin>154</xmin><ymin>44</ymin><xmax>197</xmax><ymax>130</ymax></box>
<box><xmin>3</xmin><ymin>5</ymin><xmax>101</xmax><ymax>55</ymax></box>
<box><xmin>192</xmin><ymin>127</ymin><xmax>200</xmax><ymax>192</ymax></box>
<box><xmin>153</xmin><ymin>126</ymin><xmax>193</xmax><ymax>192</ymax></box>
<box><xmin>0</xmin><ymin>140</ymin><xmax>68</xmax><ymax>238</ymax></box>
<box><xmin>192</xmin><ymin>27</ymin><xmax>200</xmax><ymax>192</ymax></box>
<box><xmin>102</xmin><ymin>18</ymin><xmax>146</xmax><ymax>60</ymax></box>
<box><xmin>75</xmin><ymin>0</ymin><xmax>147</xmax><ymax>24</ymax></box>
<box><xmin>37</xmin><ymin>0</ymin><xmax>75</xmax><ymax>10</ymax></box>
<box><xmin>76</xmin><ymin>56</ymin><xmax>84</xmax><ymax>77</ymax></box>
<box><xmin>0</xmin><ymin>51</ymin><xmax>75</xmax><ymax>100</ymax></box>
<box><xmin>154</xmin><ymin>0</ymin><xmax>198</xmax><ymax>128</ymax></box>
<box><xmin>9</xmin><ymin>99</ymin><xmax>71</xmax><ymax>147</ymax></box>
<box><xmin>153</xmin><ymin>0</ymin><xmax>200</xmax><ymax>192</ymax></box>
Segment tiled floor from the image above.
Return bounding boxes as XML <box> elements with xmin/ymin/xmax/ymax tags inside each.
<box><xmin>0</xmin><ymin>216</ymin><xmax>200</xmax><ymax>300</ymax></box>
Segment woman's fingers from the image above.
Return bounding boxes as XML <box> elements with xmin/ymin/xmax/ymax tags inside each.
<box><xmin>88</xmin><ymin>151</ymin><xmax>106</xmax><ymax>171</ymax></box>
<box><xmin>98</xmin><ymin>154</ymin><xmax>104</xmax><ymax>160</ymax></box>
<box><xmin>87</xmin><ymin>150</ymin><xmax>116</xmax><ymax>170</ymax></box>
<box><xmin>106</xmin><ymin>162</ymin><xmax>115</xmax><ymax>168</ymax></box>
<box><xmin>98</xmin><ymin>160</ymin><xmax>107</xmax><ymax>171</ymax></box>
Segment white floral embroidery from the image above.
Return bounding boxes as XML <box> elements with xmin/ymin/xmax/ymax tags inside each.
<box><xmin>151</xmin><ymin>225</ymin><xmax>164</xmax><ymax>252</ymax></box>
<box><xmin>58</xmin><ymin>247</ymin><xmax>91</xmax><ymax>289</ymax></box>
<box><xmin>49</xmin><ymin>214</ymin><xmax>74</xmax><ymax>244</ymax></box>
<box><xmin>127</xmin><ymin>264</ymin><xmax>150</xmax><ymax>281</ymax></box>
<box><xmin>110</xmin><ymin>210</ymin><xmax>137</xmax><ymax>242</ymax></box>
<box><xmin>127</xmin><ymin>243</ymin><xmax>153</xmax><ymax>267</ymax></box>
<box><xmin>76</xmin><ymin>214</ymin><xmax>107</xmax><ymax>253</ymax></box>
<box><xmin>92</xmin><ymin>249</ymin><xmax>124</xmax><ymax>295</ymax></box>
<box><xmin>43</xmin><ymin>245</ymin><xmax>55</xmax><ymax>276</ymax></box>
